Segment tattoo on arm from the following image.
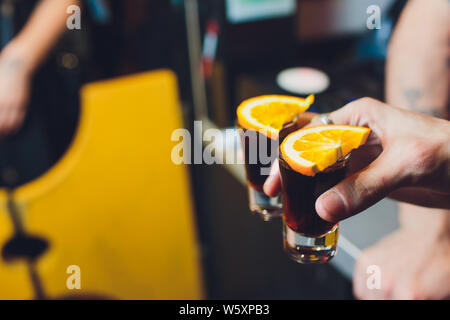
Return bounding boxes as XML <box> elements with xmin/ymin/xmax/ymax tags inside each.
<box><xmin>0</xmin><ymin>58</ymin><xmax>24</xmax><ymax>74</ymax></box>
<box><xmin>403</xmin><ymin>89</ymin><xmax>444</xmax><ymax>118</ymax></box>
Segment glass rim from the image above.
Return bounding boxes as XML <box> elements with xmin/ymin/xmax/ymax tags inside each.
<box><xmin>279</xmin><ymin>151</ymin><xmax>351</xmax><ymax>175</ymax></box>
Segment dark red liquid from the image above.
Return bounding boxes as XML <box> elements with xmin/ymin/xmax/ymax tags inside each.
<box><xmin>238</xmin><ymin>121</ymin><xmax>298</xmax><ymax>192</ymax></box>
<box><xmin>279</xmin><ymin>158</ymin><xmax>347</xmax><ymax>236</ymax></box>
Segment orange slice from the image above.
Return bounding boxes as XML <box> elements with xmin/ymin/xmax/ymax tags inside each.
<box><xmin>281</xmin><ymin>125</ymin><xmax>371</xmax><ymax>176</ymax></box>
<box><xmin>237</xmin><ymin>94</ymin><xmax>314</xmax><ymax>140</ymax></box>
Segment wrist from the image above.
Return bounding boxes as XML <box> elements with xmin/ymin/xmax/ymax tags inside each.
<box><xmin>1</xmin><ymin>40</ymin><xmax>37</xmax><ymax>77</ymax></box>
<box><xmin>399</xmin><ymin>203</ymin><xmax>450</xmax><ymax>237</ymax></box>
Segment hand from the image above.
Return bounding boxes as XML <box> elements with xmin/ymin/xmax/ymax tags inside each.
<box><xmin>264</xmin><ymin>98</ymin><xmax>450</xmax><ymax>222</ymax></box>
<box><xmin>0</xmin><ymin>47</ymin><xmax>32</xmax><ymax>136</ymax></box>
<box><xmin>353</xmin><ymin>224</ymin><xmax>450</xmax><ymax>300</ymax></box>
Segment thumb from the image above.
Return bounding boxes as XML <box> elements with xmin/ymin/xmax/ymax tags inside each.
<box><xmin>315</xmin><ymin>150</ymin><xmax>403</xmax><ymax>222</ymax></box>
<box><xmin>263</xmin><ymin>159</ymin><xmax>282</xmax><ymax>197</ymax></box>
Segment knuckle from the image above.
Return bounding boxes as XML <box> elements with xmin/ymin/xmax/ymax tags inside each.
<box><xmin>359</xmin><ymin>97</ymin><xmax>377</xmax><ymax>105</ymax></box>
<box><xmin>345</xmin><ymin>98</ymin><xmax>368</xmax><ymax>112</ymax></box>
<box><xmin>346</xmin><ymin>97</ymin><xmax>380</xmax><ymax>126</ymax></box>
<box><xmin>381</xmin><ymin>276</ymin><xmax>394</xmax><ymax>299</ymax></box>
<box><xmin>396</xmin><ymin>284</ymin><xmax>423</xmax><ymax>300</ymax></box>
<box><xmin>408</xmin><ymin>280</ymin><xmax>430</xmax><ymax>300</ymax></box>
<box><xmin>358</xmin><ymin>97</ymin><xmax>380</xmax><ymax>111</ymax></box>
<box><xmin>407</xmin><ymin>140</ymin><xmax>439</xmax><ymax>179</ymax></box>
<box><xmin>354</xmin><ymin>177</ymin><xmax>374</xmax><ymax>201</ymax></box>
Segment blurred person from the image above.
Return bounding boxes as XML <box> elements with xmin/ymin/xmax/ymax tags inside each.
<box><xmin>0</xmin><ymin>0</ymin><xmax>80</xmax><ymax>187</ymax></box>
<box><xmin>353</xmin><ymin>0</ymin><xmax>450</xmax><ymax>300</ymax></box>
<box><xmin>264</xmin><ymin>0</ymin><xmax>449</xmax><ymax>299</ymax></box>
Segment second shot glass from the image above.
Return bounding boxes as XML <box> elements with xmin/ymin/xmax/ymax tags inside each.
<box><xmin>236</xmin><ymin>120</ymin><xmax>298</xmax><ymax>221</ymax></box>
<box><xmin>235</xmin><ymin>94</ymin><xmax>315</xmax><ymax>221</ymax></box>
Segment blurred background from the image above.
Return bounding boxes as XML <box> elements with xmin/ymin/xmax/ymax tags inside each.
<box><xmin>0</xmin><ymin>0</ymin><xmax>406</xmax><ymax>299</ymax></box>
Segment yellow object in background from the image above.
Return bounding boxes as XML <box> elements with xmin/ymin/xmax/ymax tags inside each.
<box><xmin>0</xmin><ymin>70</ymin><xmax>204</xmax><ymax>299</ymax></box>
<box><xmin>0</xmin><ymin>190</ymin><xmax>35</xmax><ymax>299</ymax></box>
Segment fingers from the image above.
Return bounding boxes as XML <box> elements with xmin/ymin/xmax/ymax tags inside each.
<box><xmin>306</xmin><ymin>98</ymin><xmax>387</xmax><ymax>148</ymax></box>
<box><xmin>0</xmin><ymin>64</ymin><xmax>30</xmax><ymax>136</ymax></box>
<box><xmin>353</xmin><ymin>249</ymin><xmax>394</xmax><ymax>300</ymax></box>
<box><xmin>329</xmin><ymin>98</ymin><xmax>392</xmax><ymax>147</ymax></box>
<box><xmin>311</xmin><ymin>98</ymin><xmax>403</xmax><ymax>222</ymax></box>
<box><xmin>264</xmin><ymin>98</ymin><xmax>388</xmax><ymax>201</ymax></box>
<box><xmin>297</xmin><ymin>111</ymin><xmax>318</xmax><ymax>128</ymax></box>
<box><xmin>8</xmin><ymin>108</ymin><xmax>25</xmax><ymax>135</ymax></box>
<box><xmin>0</xmin><ymin>105</ymin><xmax>12</xmax><ymax>136</ymax></box>
<box><xmin>263</xmin><ymin>159</ymin><xmax>281</xmax><ymax>197</ymax></box>
<box><xmin>316</xmin><ymin>150</ymin><xmax>405</xmax><ymax>222</ymax></box>
<box><xmin>266</xmin><ymin>98</ymin><xmax>400</xmax><ymax>209</ymax></box>
<box><xmin>328</xmin><ymin>97</ymin><xmax>379</xmax><ymax>127</ymax></box>
<box><xmin>0</xmin><ymin>104</ymin><xmax>25</xmax><ymax>136</ymax></box>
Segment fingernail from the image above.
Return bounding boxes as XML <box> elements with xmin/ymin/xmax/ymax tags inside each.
<box><xmin>316</xmin><ymin>190</ymin><xmax>346</xmax><ymax>222</ymax></box>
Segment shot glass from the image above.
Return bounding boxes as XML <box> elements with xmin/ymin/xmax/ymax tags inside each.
<box><xmin>236</xmin><ymin>120</ymin><xmax>298</xmax><ymax>221</ymax></box>
<box><xmin>279</xmin><ymin>153</ymin><xmax>349</xmax><ymax>263</ymax></box>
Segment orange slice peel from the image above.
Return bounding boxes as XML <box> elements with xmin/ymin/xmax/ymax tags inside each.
<box><xmin>281</xmin><ymin>125</ymin><xmax>371</xmax><ymax>176</ymax></box>
<box><xmin>237</xmin><ymin>94</ymin><xmax>314</xmax><ymax>140</ymax></box>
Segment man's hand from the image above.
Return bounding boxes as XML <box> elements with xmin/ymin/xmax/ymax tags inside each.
<box><xmin>353</xmin><ymin>223</ymin><xmax>450</xmax><ymax>300</ymax></box>
<box><xmin>354</xmin><ymin>203</ymin><xmax>450</xmax><ymax>300</ymax></box>
<box><xmin>264</xmin><ymin>98</ymin><xmax>450</xmax><ymax>222</ymax></box>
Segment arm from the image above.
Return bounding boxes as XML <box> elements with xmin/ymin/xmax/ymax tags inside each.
<box><xmin>2</xmin><ymin>0</ymin><xmax>80</xmax><ymax>75</ymax></box>
<box><xmin>352</xmin><ymin>0</ymin><xmax>450</xmax><ymax>300</ymax></box>
<box><xmin>0</xmin><ymin>0</ymin><xmax>80</xmax><ymax>135</ymax></box>
<box><xmin>386</xmin><ymin>0</ymin><xmax>450</xmax><ymax>234</ymax></box>
<box><xmin>386</xmin><ymin>0</ymin><xmax>449</xmax><ymax>118</ymax></box>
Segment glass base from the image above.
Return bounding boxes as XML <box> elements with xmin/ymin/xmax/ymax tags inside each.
<box><xmin>247</xmin><ymin>186</ymin><xmax>282</xmax><ymax>221</ymax></box>
<box><xmin>282</xmin><ymin>220</ymin><xmax>339</xmax><ymax>264</ymax></box>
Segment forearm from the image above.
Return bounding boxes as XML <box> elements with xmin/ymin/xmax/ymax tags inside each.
<box><xmin>396</xmin><ymin>116</ymin><xmax>450</xmax><ymax>228</ymax></box>
<box><xmin>398</xmin><ymin>203</ymin><xmax>450</xmax><ymax>236</ymax></box>
<box><xmin>1</xmin><ymin>0</ymin><xmax>80</xmax><ymax>76</ymax></box>
<box><xmin>386</xmin><ymin>0</ymin><xmax>450</xmax><ymax>227</ymax></box>
<box><xmin>386</xmin><ymin>0</ymin><xmax>449</xmax><ymax>118</ymax></box>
